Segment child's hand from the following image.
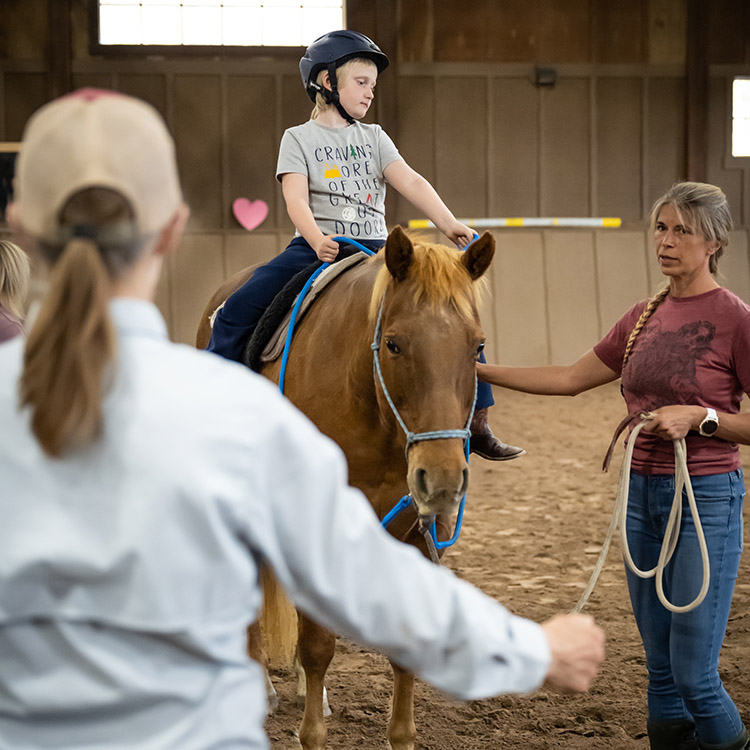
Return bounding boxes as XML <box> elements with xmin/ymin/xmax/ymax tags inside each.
<box><xmin>314</xmin><ymin>236</ymin><xmax>340</xmax><ymax>263</ymax></box>
<box><xmin>445</xmin><ymin>222</ymin><xmax>475</xmax><ymax>249</ymax></box>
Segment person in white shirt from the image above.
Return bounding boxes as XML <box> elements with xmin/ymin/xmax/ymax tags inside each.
<box><xmin>0</xmin><ymin>88</ymin><xmax>604</xmax><ymax>750</ymax></box>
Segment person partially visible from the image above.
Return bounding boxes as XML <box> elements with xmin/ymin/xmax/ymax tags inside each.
<box><xmin>478</xmin><ymin>181</ymin><xmax>750</xmax><ymax>750</ymax></box>
<box><xmin>0</xmin><ymin>88</ymin><xmax>603</xmax><ymax>750</ymax></box>
<box><xmin>0</xmin><ymin>239</ymin><xmax>30</xmax><ymax>342</ymax></box>
<box><xmin>207</xmin><ymin>30</ymin><xmax>524</xmax><ymax>462</ymax></box>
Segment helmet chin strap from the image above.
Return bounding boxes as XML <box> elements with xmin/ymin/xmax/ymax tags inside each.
<box><xmin>322</xmin><ymin>63</ymin><xmax>355</xmax><ymax>125</ymax></box>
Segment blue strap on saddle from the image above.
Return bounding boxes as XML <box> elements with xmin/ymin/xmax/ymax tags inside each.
<box><xmin>278</xmin><ymin>237</ymin><xmax>376</xmax><ymax>393</ymax></box>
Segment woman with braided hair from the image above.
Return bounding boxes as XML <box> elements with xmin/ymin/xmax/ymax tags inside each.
<box><xmin>478</xmin><ymin>181</ymin><xmax>750</xmax><ymax>750</ymax></box>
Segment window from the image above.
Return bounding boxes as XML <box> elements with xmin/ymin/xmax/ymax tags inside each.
<box><xmin>732</xmin><ymin>77</ymin><xmax>750</xmax><ymax>158</ymax></box>
<box><xmin>97</xmin><ymin>1</ymin><xmax>344</xmax><ymax>47</ymax></box>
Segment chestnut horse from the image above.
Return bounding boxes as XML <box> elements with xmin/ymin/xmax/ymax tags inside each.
<box><xmin>196</xmin><ymin>226</ymin><xmax>495</xmax><ymax>750</ymax></box>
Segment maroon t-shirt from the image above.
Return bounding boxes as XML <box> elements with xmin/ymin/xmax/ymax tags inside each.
<box><xmin>594</xmin><ymin>287</ymin><xmax>750</xmax><ymax>475</ymax></box>
<box><xmin>0</xmin><ymin>306</ymin><xmax>22</xmax><ymax>344</ymax></box>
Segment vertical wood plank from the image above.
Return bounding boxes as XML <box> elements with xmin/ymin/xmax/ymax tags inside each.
<box><xmin>544</xmin><ymin>231</ymin><xmax>599</xmax><ymax>364</ymax></box>
<box><xmin>596</xmin><ymin>78</ymin><xmax>642</xmax><ymax>219</ymax></box>
<box><xmin>487</xmin><ymin>0</ymin><xmax>538</xmax><ymax>62</ymax></box>
<box><xmin>645</xmin><ymin>77</ymin><xmax>685</xmax><ymax>206</ymax></box>
<box><xmin>173</xmin><ymin>75</ymin><xmax>222</xmax><ymax>231</ymax></box>
<box><xmin>171</xmin><ymin>233</ymin><xmax>224</xmax><ymax>345</ymax></box>
<box><xmin>592</xmin><ymin>0</ymin><xmax>646</xmax><ymax>64</ymax></box>
<box><xmin>227</xmin><ymin>76</ymin><xmax>277</xmax><ymax>233</ymax></box>
<box><xmin>539</xmin><ymin>0</ymin><xmax>592</xmax><ymax>63</ymax></box>
<box><xmin>489</xmin><ymin>78</ymin><xmax>539</xmax><ymax>217</ymax></box>
<box><xmin>433</xmin><ymin>0</ymin><xmax>490</xmax><ymax>62</ymax></box>
<box><xmin>722</xmin><ymin>230</ymin><xmax>750</xmax><ymax>304</ymax></box>
<box><xmin>540</xmin><ymin>78</ymin><xmax>590</xmax><ymax>216</ymax></box>
<box><xmin>491</xmin><ymin>231</ymin><xmax>549</xmax><ymax>365</ymax></box>
<box><xmin>595</xmin><ymin>231</ymin><xmax>649</xmax><ymax>335</ymax></box>
<box><xmin>392</xmin><ymin>76</ymin><xmax>435</xmax><ymax>225</ymax></box>
<box><xmin>3</xmin><ymin>73</ymin><xmax>47</xmax><ymax>140</ymax></box>
<box><xmin>434</xmin><ymin>76</ymin><xmax>487</xmax><ymax>218</ymax></box>
<box><xmin>118</xmin><ymin>74</ymin><xmax>167</xmax><ymax>118</ymax></box>
<box><xmin>648</xmin><ymin>0</ymin><xmax>687</xmax><ymax>64</ymax></box>
<box><xmin>398</xmin><ymin>0</ymin><xmax>434</xmax><ymax>63</ymax></box>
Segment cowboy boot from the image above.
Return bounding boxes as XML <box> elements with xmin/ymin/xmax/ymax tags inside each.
<box><xmin>469</xmin><ymin>407</ymin><xmax>525</xmax><ymax>461</ymax></box>
<box><xmin>647</xmin><ymin>719</ymin><xmax>699</xmax><ymax>749</ymax></box>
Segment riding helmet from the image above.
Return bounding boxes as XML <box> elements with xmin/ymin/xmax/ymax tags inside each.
<box><xmin>300</xmin><ymin>30</ymin><xmax>389</xmax><ymax>103</ymax></box>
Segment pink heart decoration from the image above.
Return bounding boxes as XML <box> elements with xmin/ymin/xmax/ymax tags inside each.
<box><xmin>232</xmin><ymin>198</ymin><xmax>269</xmax><ymax>231</ymax></box>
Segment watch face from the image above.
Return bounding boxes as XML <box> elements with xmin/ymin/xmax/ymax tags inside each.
<box><xmin>702</xmin><ymin>419</ymin><xmax>719</xmax><ymax>435</ymax></box>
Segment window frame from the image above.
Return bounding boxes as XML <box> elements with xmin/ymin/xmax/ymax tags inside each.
<box><xmin>724</xmin><ymin>73</ymin><xmax>750</xmax><ymax>168</ymax></box>
<box><xmin>88</xmin><ymin>1</ymin><xmax>340</xmax><ymax>58</ymax></box>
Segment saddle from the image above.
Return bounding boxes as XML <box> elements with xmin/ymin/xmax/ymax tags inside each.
<box><xmin>242</xmin><ymin>250</ymin><xmax>368</xmax><ymax>372</ymax></box>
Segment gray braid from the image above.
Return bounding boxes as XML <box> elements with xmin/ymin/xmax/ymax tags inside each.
<box><xmin>621</xmin><ymin>286</ymin><xmax>670</xmax><ymax>371</ymax></box>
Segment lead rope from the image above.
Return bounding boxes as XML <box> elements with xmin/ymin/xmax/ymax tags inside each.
<box><xmin>572</xmin><ymin>415</ymin><xmax>710</xmax><ymax>614</ymax></box>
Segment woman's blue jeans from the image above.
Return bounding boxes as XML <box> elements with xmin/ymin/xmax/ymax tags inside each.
<box><xmin>625</xmin><ymin>469</ymin><xmax>745</xmax><ymax>746</ymax></box>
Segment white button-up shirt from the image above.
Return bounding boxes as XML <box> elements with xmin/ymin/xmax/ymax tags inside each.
<box><xmin>0</xmin><ymin>298</ymin><xmax>549</xmax><ymax>749</ymax></box>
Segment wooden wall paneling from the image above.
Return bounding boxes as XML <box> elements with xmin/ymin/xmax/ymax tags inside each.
<box><xmin>433</xmin><ymin>0</ymin><xmax>490</xmax><ymax>62</ymax></box>
<box><xmin>487</xmin><ymin>0</ymin><xmax>538</xmax><ymax>63</ymax></box>
<box><xmin>595</xmin><ymin>77</ymin><xmax>642</xmax><ymax>219</ymax></box>
<box><xmin>393</xmin><ymin>76</ymin><xmax>435</xmax><ymax>226</ymax></box>
<box><xmin>648</xmin><ymin>0</ymin><xmax>687</xmax><ymax>65</ymax></box>
<box><xmin>434</xmin><ymin>76</ymin><xmax>487</xmax><ymax>218</ymax></box>
<box><xmin>538</xmin><ymin>0</ymin><xmax>591</xmax><ymax>63</ymax></box>
<box><xmin>544</xmin><ymin>230</ymin><xmax>599</xmax><ymax>364</ymax></box>
<box><xmin>491</xmin><ymin>230</ymin><xmax>548</xmax><ymax>365</ymax></box>
<box><xmin>489</xmin><ymin>77</ymin><xmax>539</xmax><ymax>217</ymax></box>
<box><xmin>71</xmin><ymin>73</ymin><xmax>114</xmax><ymax>91</ymax></box>
<box><xmin>278</xmin><ymin>73</ymin><xmax>311</xmax><ymax>230</ymax></box>
<box><xmin>707</xmin><ymin>0</ymin><xmax>749</xmax><ymax>64</ymax></box>
<box><xmin>595</xmin><ymin>231</ymin><xmax>649</xmax><ymax>335</ymax></box>
<box><xmin>3</xmin><ymin>73</ymin><xmax>47</xmax><ymax>139</ymax></box>
<box><xmin>227</xmin><ymin>75</ymin><xmax>278</xmax><ymax>235</ymax></box>
<box><xmin>173</xmin><ymin>75</ymin><xmax>222</xmax><ymax>231</ymax></box>
<box><xmin>2</xmin><ymin>0</ymin><xmax>48</xmax><ymax>59</ymax></box>
<box><xmin>645</xmin><ymin>77</ymin><xmax>685</xmax><ymax>206</ymax></box>
<box><xmin>706</xmin><ymin>76</ymin><xmax>743</xmax><ymax>221</ymax></box>
<box><xmin>171</xmin><ymin>233</ymin><xmax>225</xmax><ymax>345</ymax></box>
<box><xmin>722</xmin><ymin>230</ymin><xmax>750</xmax><ymax>304</ymax></box>
<box><xmin>223</xmin><ymin>232</ymin><xmax>284</xmax><ymax>279</ymax></box>
<box><xmin>118</xmin><ymin>74</ymin><xmax>167</xmax><ymax>118</ymax></box>
<box><xmin>398</xmin><ymin>0</ymin><xmax>434</xmax><ymax>63</ymax></box>
<box><xmin>540</xmin><ymin>77</ymin><xmax>590</xmax><ymax>217</ymax></box>
<box><xmin>593</xmin><ymin>0</ymin><xmax>647</xmax><ymax>64</ymax></box>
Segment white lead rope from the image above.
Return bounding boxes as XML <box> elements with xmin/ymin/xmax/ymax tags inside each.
<box><xmin>573</xmin><ymin>417</ymin><xmax>711</xmax><ymax>614</ymax></box>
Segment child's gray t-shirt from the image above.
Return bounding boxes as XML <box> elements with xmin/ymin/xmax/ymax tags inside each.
<box><xmin>276</xmin><ymin>120</ymin><xmax>402</xmax><ymax>241</ymax></box>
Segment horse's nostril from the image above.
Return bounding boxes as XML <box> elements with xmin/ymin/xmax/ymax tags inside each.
<box><xmin>415</xmin><ymin>468</ymin><xmax>429</xmax><ymax>498</ymax></box>
<box><xmin>459</xmin><ymin>467</ymin><xmax>469</xmax><ymax>497</ymax></box>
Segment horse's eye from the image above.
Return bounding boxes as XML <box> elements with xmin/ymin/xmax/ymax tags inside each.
<box><xmin>476</xmin><ymin>342</ymin><xmax>485</xmax><ymax>357</ymax></box>
<box><xmin>385</xmin><ymin>339</ymin><xmax>401</xmax><ymax>355</ymax></box>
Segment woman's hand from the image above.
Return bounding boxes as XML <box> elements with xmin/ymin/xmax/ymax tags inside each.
<box><xmin>642</xmin><ymin>405</ymin><xmax>705</xmax><ymax>441</ymax></box>
<box><xmin>313</xmin><ymin>235</ymin><xmax>340</xmax><ymax>263</ymax></box>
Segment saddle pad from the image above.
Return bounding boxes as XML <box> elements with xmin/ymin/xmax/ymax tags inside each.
<box><xmin>261</xmin><ymin>252</ymin><xmax>368</xmax><ymax>363</ymax></box>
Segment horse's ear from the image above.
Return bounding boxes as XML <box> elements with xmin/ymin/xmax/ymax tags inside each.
<box><xmin>385</xmin><ymin>225</ymin><xmax>414</xmax><ymax>282</ymax></box>
<box><xmin>461</xmin><ymin>231</ymin><xmax>495</xmax><ymax>280</ymax></box>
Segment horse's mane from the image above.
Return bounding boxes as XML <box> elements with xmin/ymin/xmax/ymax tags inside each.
<box><xmin>368</xmin><ymin>238</ymin><xmax>487</xmax><ymax>321</ymax></box>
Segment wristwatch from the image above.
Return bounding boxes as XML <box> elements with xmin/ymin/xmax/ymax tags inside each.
<box><xmin>698</xmin><ymin>407</ymin><xmax>719</xmax><ymax>437</ymax></box>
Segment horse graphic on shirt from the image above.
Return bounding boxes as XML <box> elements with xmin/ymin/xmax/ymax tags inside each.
<box><xmin>624</xmin><ymin>319</ymin><xmax>716</xmax><ymax>407</ymax></box>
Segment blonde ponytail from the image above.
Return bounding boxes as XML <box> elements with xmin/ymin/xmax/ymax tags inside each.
<box><xmin>20</xmin><ymin>238</ymin><xmax>116</xmax><ymax>457</ymax></box>
<box><xmin>19</xmin><ymin>187</ymin><xmax>143</xmax><ymax>458</ymax></box>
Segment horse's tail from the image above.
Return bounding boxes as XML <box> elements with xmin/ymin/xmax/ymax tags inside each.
<box><xmin>259</xmin><ymin>564</ymin><xmax>298</xmax><ymax>668</ymax></box>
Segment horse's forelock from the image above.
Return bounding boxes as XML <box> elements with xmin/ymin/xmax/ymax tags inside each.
<box><xmin>368</xmin><ymin>240</ymin><xmax>483</xmax><ymax>322</ymax></box>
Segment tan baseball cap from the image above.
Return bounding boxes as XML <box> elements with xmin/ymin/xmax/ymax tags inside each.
<box><xmin>13</xmin><ymin>88</ymin><xmax>182</xmax><ymax>242</ymax></box>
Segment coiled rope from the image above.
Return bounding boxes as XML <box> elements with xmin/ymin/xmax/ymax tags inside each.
<box><xmin>572</xmin><ymin>415</ymin><xmax>710</xmax><ymax>614</ymax></box>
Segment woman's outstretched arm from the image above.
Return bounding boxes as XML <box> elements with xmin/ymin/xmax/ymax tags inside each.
<box><xmin>477</xmin><ymin>349</ymin><xmax>619</xmax><ymax>397</ymax></box>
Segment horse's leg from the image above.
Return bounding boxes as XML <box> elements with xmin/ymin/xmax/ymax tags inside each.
<box><xmin>387</xmin><ymin>661</ymin><xmax>416</xmax><ymax>750</ymax></box>
<box><xmin>297</xmin><ymin>613</ymin><xmax>335</xmax><ymax>750</ymax></box>
<box><xmin>295</xmin><ymin>653</ymin><xmax>331</xmax><ymax>717</ymax></box>
<box><xmin>247</xmin><ymin>621</ymin><xmax>278</xmax><ymax>711</ymax></box>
